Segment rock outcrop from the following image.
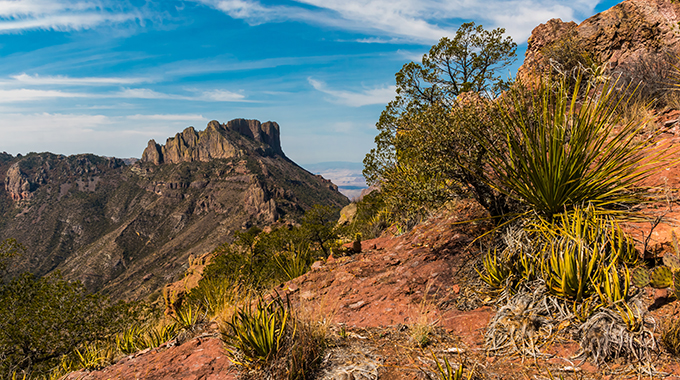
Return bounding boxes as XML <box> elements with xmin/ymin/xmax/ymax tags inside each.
<box><xmin>518</xmin><ymin>0</ymin><xmax>680</xmax><ymax>80</ymax></box>
<box><xmin>141</xmin><ymin>119</ymin><xmax>282</xmax><ymax>165</ymax></box>
<box><xmin>4</xmin><ymin>163</ymin><xmax>32</xmax><ymax>201</ymax></box>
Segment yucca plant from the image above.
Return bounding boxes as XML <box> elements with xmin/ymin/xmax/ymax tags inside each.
<box><xmin>117</xmin><ymin>324</ymin><xmax>144</xmax><ymax>355</ymax></box>
<box><xmin>172</xmin><ymin>304</ymin><xmax>205</xmax><ymax>331</ymax></box>
<box><xmin>141</xmin><ymin>322</ymin><xmax>179</xmax><ymax>349</ymax></box>
<box><xmin>429</xmin><ymin>350</ymin><xmax>466</xmax><ymax>380</ymax></box>
<box><xmin>542</xmin><ymin>237</ymin><xmax>603</xmax><ymax>302</ymax></box>
<box><xmin>222</xmin><ymin>295</ymin><xmax>293</xmax><ymax>366</ymax></box>
<box><xmin>73</xmin><ymin>342</ymin><xmax>112</xmax><ymax>370</ymax></box>
<box><xmin>477</xmin><ymin>248</ymin><xmax>511</xmax><ymax>290</ymax></box>
<box><xmin>597</xmin><ymin>262</ymin><xmax>630</xmax><ymax>306</ymax></box>
<box><xmin>186</xmin><ymin>276</ymin><xmax>236</xmax><ymax>318</ymax></box>
<box><xmin>275</xmin><ymin>245</ymin><xmax>314</xmax><ymax>281</ymax></box>
<box><xmin>468</xmin><ymin>69</ymin><xmax>673</xmax><ymax>221</ymax></box>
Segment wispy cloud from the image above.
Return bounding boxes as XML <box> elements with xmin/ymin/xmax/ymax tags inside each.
<box><xmin>11</xmin><ymin>73</ymin><xmax>151</xmax><ymax>86</ymax></box>
<box><xmin>201</xmin><ymin>89</ymin><xmax>245</xmax><ymax>101</ymax></box>
<box><xmin>308</xmin><ymin>78</ymin><xmax>395</xmax><ymax>107</ymax></box>
<box><xmin>127</xmin><ymin>114</ymin><xmax>208</xmax><ymax>121</ymax></box>
<box><xmin>0</xmin><ymin>88</ymin><xmax>89</xmax><ymax>102</ymax></box>
<box><xmin>0</xmin><ymin>1</ymin><xmax>142</xmax><ymax>33</ymax></box>
<box><xmin>192</xmin><ymin>0</ymin><xmax>602</xmax><ymax>42</ymax></box>
<box><xmin>0</xmin><ymin>86</ymin><xmax>250</xmax><ymax>102</ymax></box>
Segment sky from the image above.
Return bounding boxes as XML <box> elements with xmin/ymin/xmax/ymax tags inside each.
<box><xmin>0</xmin><ymin>0</ymin><xmax>622</xmax><ymax>166</ymax></box>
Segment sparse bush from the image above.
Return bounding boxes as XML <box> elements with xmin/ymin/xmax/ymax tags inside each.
<box><xmin>614</xmin><ymin>50</ymin><xmax>679</xmax><ymax>109</ymax></box>
<box><xmin>661</xmin><ymin>317</ymin><xmax>680</xmax><ymax>356</ymax></box>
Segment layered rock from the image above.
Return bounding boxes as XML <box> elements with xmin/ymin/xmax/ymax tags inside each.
<box><xmin>518</xmin><ymin>0</ymin><xmax>680</xmax><ymax>80</ymax></box>
<box><xmin>141</xmin><ymin>119</ymin><xmax>282</xmax><ymax>165</ymax></box>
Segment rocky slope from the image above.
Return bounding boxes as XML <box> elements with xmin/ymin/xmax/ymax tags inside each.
<box><xmin>518</xmin><ymin>0</ymin><xmax>680</xmax><ymax>80</ymax></box>
<box><xmin>0</xmin><ymin>119</ymin><xmax>348</xmax><ymax>300</ymax></box>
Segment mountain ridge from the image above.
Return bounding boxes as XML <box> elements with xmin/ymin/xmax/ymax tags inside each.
<box><xmin>0</xmin><ymin>118</ymin><xmax>348</xmax><ymax>300</ymax></box>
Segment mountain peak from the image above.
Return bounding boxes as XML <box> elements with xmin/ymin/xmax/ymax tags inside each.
<box><xmin>141</xmin><ymin>119</ymin><xmax>283</xmax><ymax>165</ymax></box>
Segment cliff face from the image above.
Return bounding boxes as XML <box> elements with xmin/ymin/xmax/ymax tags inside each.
<box><xmin>518</xmin><ymin>0</ymin><xmax>680</xmax><ymax>80</ymax></box>
<box><xmin>0</xmin><ymin>119</ymin><xmax>348</xmax><ymax>300</ymax></box>
<box><xmin>141</xmin><ymin>119</ymin><xmax>282</xmax><ymax>165</ymax></box>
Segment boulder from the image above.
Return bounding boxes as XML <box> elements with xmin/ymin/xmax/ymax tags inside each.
<box><xmin>518</xmin><ymin>0</ymin><xmax>680</xmax><ymax>81</ymax></box>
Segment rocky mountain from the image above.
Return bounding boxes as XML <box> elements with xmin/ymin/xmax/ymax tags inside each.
<box><xmin>0</xmin><ymin>119</ymin><xmax>348</xmax><ymax>300</ymax></box>
<box><xmin>518</xmin><ymin>0</ymin><xmax>680</xmax><ymax>81</ymax></box>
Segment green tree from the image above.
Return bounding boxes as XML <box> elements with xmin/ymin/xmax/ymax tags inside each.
<box><xmin>363</xmin><ymin>23</ymin><xmax>517</xmax><ymax>222</ymax></box>
<box><xmin>0</xmin><ymin>272</ymin><xmax>136</xmax><ymax>377</ymax></box>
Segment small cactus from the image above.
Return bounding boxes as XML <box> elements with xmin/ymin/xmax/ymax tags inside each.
<box><xmin>650</xmin><ymin>265</ymin><xmax>673</xmax><ymax>289</ymax></box>
<box><xmin>674</xmin><ymin>271</ymin><xmax>680</xmax><ymax>299</ymax></box>
<box><xmin>631</xmin><ymin>267</ymin><xmax>651</xmax><ymax>288</ymax></box>
<box><xmin>664</xmin><ymin>252</ymin><xmax>680</xmax><ymax>271</ymax></box>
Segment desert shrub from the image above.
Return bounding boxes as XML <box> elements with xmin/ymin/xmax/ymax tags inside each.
<box><xmin>661</xmin><ymin>317</ymin><xmax>680</xmax><ymax>356</ymax></box>
<box><xmin>0</xmin><ymin>272</ymin><xmax>138</xmax><ymax>377</ymax></box>
<box><xmin>194</xmin><ymin>205</ymin><xmax>342</xmax><ymax>297</ymax></box>
<box><xmin>541</xmin><ymin>29</ymin><xmax>602</xmax><ymax>86</ymax></box>
<box><xmin>221</xmin><ymin>295</ymin><xmax>326</xmax><ymax>380</ymax></box>
<box><xmin>613</xmin><ymin>50</ymin><xmax>679</xmax><ymax>109</ymax></box>
<box><xmin>364</xmin><ymin>23</ymin><xmax>517</xmax><ymax>225</ymax></box>
<box><xmin>343</xmin><ymin>191</ymin><xmax>389</xmax><ymax>239</ymax></box>
<box><xmin>469</xmin><ymin>70</ymin><xmax>672</xmax><ymax>221</ymax></box>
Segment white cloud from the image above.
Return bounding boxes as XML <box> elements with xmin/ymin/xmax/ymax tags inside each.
<box><xmin>0</xmin><ymin>112</ymin><xmax>203</xmax><ymax>157</ymax></box>
<box><xmin>0</xmin><ymin>88</ymin><xmax>89</xmax><ymax>101</ymax></box>
<box><xmin>11</xmin><ymin>73</ymin><xmax>151</xmax><ymax>86</ymax></box>
<box><xmin>115</xmin><ymin>88</ymin><xmax>180</xmax><ymax>100</ymax></box>
<box><xmin>0</xmin><ymin>87</ymin><xmax>249</xmax><ymax>102</ymax></box>
<box><xmin>308</xmin><ymin>78</ymin><xmax>395</xmax><ymax>107</ymax></box>
<box><xmin>0</xmin><ymin>1</ymin><xmax>141</xmax><ymax>33</ymax></box>
<box><xmin>127</xmin><ymin>114</ymin><xmax>208</xmax><ymax>121</ymax></box>
<box><xmin>201</xmin><ymin>89</ymin><xmax>245</xmax><ymax>101</ymax></box>
<box><xmin>192</xmin><ymin>0</ymin><xmax>603</xmax><ymax>43</ymax></box>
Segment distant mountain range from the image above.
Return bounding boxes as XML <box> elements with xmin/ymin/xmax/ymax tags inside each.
<box><xmin>0</xmin><ymin>119</ymin><xmax>348</xmax><ymax>300</ymax></box>
<box><xmin>302</xmin><ymin>161</ymin><xmax>367</xmax><ymax>200</ymax></box>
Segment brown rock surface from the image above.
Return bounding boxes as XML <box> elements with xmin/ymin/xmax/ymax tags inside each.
<box><xmin>4</xmin><ymin>163</ymin><xmax>32</xmax><ymax>201</ymax></box>
<box><xmin>141</xmin><ymin>119</ymin><xmax>283</xmax><ymax>165</ymax></box>
<box><xmin>518</xmin><ymin>0</ymin><xmax>680</xmax><ymax>81</ymax></box>
<box><xmin>65</xmin><ymin>334</ymin><xmax>236</xmax><ymax>380</ymax></box>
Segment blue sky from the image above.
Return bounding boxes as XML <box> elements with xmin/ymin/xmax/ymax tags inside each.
<box><xmin>0</xmin><ymin>0</ymin><xmax>621</xmax><ymax>165</ymax></box>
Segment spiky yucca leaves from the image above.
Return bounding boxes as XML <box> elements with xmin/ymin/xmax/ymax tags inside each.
<box><xmin>429</xmin><ymin>350</ymin><xmax>467</xmax><ymax>380</ymax></box>
<box><xmin>535</xmin><ymin>207</ymin><xmax>623</xmax><ymax>302</ymax></box>
<box><xmin>597</xmin><ymin>263</ymin><xmax>630</xmax><ymax>306</ymax></box>
<box><xmin>275</xmin><ymin>244</ymin><xmax>315</xmax><ymax>281</ymax></box>
<box><xmin>222</xmin><ymin>295</ymin><xmax>293</xmax><ymax>367</ymax></box>
<box><xmin>469</xmin><ymin>69</ymin><xmax>673</xmax><ymax>221</ymax></box>
<box><xmin>477</xmin><ymin>248</ymin><xmax>512</xmax><ymax>289</ymax></box>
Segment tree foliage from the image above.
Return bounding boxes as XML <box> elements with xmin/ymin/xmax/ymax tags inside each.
<box><xmin>363</xmin><ymin>23</ymin><xmax>517</xmax><ymax>222</ymax></box>
<box><xmin>0</xmin><ymin>272</ymin><xmax>136</xmax><ymax>377</ymax></box>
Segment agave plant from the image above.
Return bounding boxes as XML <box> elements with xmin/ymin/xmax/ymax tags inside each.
<box><xmin>222</xmin><ymin>295</ymin><xmax>293</xmax><ymax>366</ymax></box>
<box><xmin>467</xmin><ymin>69</ymin><xmax>673</xmax><ymax>221</ymax></box>
<box><xmin>477</xmin><ymin>248</ymin><xmax>512</xmax><ymax>290</ymax></box>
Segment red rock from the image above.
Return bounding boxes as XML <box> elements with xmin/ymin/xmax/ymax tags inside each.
<box><xmin>65</xmin><ymin>335</ymin><xmax>236</xmax><ymax>380</ymax></box>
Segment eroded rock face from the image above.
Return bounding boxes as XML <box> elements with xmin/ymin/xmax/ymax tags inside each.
<box><xmin>518</xmin><ymin>0</ymin><xmax>680</xmax><ymax>80</ymax></box>
<box><xmin>141</xmin><ymin>119</ymin><xmax>283</xmax><ymax>165</ymax></box>
<box><xmin>4</xmin><ymin>163</ymin><xmax>32</xmax><ymax>201</ymax></box>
